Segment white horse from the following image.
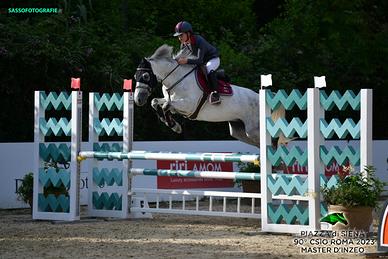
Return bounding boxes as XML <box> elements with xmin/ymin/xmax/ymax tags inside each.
<box><xmin>134</xmin><ymin>44</ymin><xmax>284</xmax><ymax>147</ymax></box>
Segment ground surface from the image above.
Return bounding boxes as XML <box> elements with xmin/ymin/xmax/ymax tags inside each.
<box><xmin>0</xmin><ymin>207</ymin><xmax>380</xmax><ymax>259</ymax></box>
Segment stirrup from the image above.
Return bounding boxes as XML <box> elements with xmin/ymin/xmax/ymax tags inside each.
<box><xmin>209</xmin><ymin>91</ymin><xmax>221</xmax><ymax>105</ymax></box>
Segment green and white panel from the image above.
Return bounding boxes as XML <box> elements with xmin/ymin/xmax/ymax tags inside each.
<box><xmin>87</xmin><ymin>92</ymin><xmax>130</xmax><ymax>218</ymax></box>
<box><xmin>260</xmin><ymin>87</ymin><xmax>323</xmax><ymax>234</ymax></box>
<box><xmin>33</xmin><ymin>91</ymin><xmax>81</xmax><ymax>221</ymax></box>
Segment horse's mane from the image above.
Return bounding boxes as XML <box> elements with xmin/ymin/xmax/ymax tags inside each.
<box><xmin>149</xmin><ymin>44</ymin><xmax>194</xmax><ymax>61</ymax></box>
<box><xmin>149</xmin><ymin>44</ymin><xmax>174</xmax><ymax>60</ymax></box>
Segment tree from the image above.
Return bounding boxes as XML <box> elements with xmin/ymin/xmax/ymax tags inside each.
<box><xmin>255</xmin><ymin>0</ymin><xmax>387</xmax><ymax>138</ymax></box>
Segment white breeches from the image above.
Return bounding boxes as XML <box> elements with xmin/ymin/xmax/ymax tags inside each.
<box><xmin>206</xmin><ymin>57</ymin><xmax>220</xmax><ymax>74</ymax></box>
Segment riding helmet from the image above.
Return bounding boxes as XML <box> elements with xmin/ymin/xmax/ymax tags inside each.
<box><xmin>173</xmin><ymin>21</ymin><xmax>193</xmax><ymax>36</ymax></box>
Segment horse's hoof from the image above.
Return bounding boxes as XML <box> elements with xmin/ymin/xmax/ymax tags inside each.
<box><xmin>172</xmin><ymin>123</ymin><xmax>182</xmax><ymax>134</ymax></box>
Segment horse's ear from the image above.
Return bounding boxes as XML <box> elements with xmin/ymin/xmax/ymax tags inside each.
<box><xmin>141</xmin><ymin>57</ymin><xmax>152</xmax><ymax>65</ymax></box>
<box><xmin>145</xmin><ymin>57</ymin><xmax>154</xmax><ymax>64</ymax></box>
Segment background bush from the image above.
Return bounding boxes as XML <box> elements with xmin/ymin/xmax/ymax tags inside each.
<box><xmin>0</xmin><ymin>0</ymin><xmax>386</xmax><ymax>142</ymax></box>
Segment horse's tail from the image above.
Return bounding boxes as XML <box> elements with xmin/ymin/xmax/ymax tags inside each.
<box><xmin>271</xmin><ymin>105</ymin><xmax>295</xmax><ymax>146</ymax></box>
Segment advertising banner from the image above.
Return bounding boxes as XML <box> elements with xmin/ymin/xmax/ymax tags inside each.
<box><xmin>156</xmin><ymin>160</ymin><xmax>234</xmax><ymax>189</ymax></box>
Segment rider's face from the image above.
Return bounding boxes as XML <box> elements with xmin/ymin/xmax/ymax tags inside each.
<box><xmin>178</xmin><ymin>33</ymin><xmax>189</xmax><ymax>43</ymax></box>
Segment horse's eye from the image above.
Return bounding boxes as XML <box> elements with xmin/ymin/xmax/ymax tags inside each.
<box><xmin>142</xmin><ymin>72</ymin><xmax>150</xmax><ymax>82</ymax></box>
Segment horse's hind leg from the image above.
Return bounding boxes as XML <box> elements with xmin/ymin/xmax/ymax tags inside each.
<box><xmin>228</xmin><ymin>121</ymin><xmax>259</xmax><ymax>147</ymax></box>
<box><xmin>245</xmin><ymin>127</ymin><xmax>260</xmax><ymax>147</ymax></box>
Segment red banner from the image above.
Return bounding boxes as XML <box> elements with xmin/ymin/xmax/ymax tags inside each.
<box><xmin>156</xmin><ymin>160</ymin><xmax>234</xmax><ymax>189</ymax></box>
<box><xmin>283</xmin><ymin>161</ymin><xmax>348</xmax><ymax>177</ymax></box>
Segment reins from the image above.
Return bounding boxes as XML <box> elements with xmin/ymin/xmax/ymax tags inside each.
<box><xmin>159</xmin><ymin>59</ymin><xmax>198</xmax><ymax>94</ymax></box>
<box><xmin>160</xmin><ymin>64</ymin><xmax>180</xmax><ymax>85</ymax></box>
<box><xmin>165</xmin><ymin>65</ymin><xmax>197</xmax><ymax>93</ymax></box>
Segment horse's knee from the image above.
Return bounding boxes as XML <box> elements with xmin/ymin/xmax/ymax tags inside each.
<box><xmin>151</xmin><ymin>98</ymin><xmax>159</xmax><ymax>110</ymax></box>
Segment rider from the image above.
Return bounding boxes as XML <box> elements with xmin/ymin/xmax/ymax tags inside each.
<box><xmin>173</xmin><ymin>21</ymin><xmax>221</xmax><ymax>104</ymax></box>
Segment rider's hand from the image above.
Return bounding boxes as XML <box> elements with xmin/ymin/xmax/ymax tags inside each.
<box><xmin>177</xmin><ymin>57</ymin><xmax>188</xmax><ymax>65</ymax></box>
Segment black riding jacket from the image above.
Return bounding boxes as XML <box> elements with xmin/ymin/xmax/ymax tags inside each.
<box><xmin>181</xmin><ymin>34</ymin><xmax>219</xmax><ymax>65</ymax></box>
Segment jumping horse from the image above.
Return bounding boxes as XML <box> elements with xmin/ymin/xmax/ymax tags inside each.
<box><xmin>133</xmin><ymin>44</ymin><xmax>285</xmax><ymax>147</ymax></box>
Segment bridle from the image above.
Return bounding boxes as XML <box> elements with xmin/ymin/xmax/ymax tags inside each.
<box><xmin>134</xmin><ymin>57</ymin><xmax>205</xmax><ymax>120</ymax></box>
<box><xmin>134</xmin><ymin>58</ymin><xmax>197</xmax><ymax>94</ymax></box>
<box><xmin>134</xmin><ymin>65</ymin><xmax>156</xmax><ymax>92</ymax></box>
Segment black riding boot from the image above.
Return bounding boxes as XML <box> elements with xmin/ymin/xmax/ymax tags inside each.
<box><xmin>208</xmin><ymin>70</ymin><xmax>221</xmax><ymax>104</ymax></box>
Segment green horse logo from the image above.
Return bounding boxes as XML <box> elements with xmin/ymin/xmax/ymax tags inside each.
<box><xmin>320</xmin><ymin>212</ymin><xmax>348</xmax><ymax>226</ymax></box>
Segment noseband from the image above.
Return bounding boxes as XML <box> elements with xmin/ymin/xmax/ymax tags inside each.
<box><xmin>135</xmin><ymin>67</ymin><xmax>154</xmax><ymax>91</ymax></box>
<box><xmin>134</xmin><ymin>59</ymin><xmax>157</xmax><ymax>92</ymax></box>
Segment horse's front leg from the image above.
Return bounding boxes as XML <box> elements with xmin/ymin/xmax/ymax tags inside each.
<box><xmin>151</xmin><ymin>98</ymin><xmax>167</xmax><ymax>124</ymax></box>
<box><xmin>151</xmin><ymin>98</ymin><xmax>182</xmax><ymax>134</ymax></box>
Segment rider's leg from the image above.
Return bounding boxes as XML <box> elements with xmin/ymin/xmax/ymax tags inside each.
<box><xmin>206</xmin><ymin>57</ymin><xmax>221</xmax><ymax>104</ymax></box>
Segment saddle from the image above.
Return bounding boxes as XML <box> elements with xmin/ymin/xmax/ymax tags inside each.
<box><xmin>195</xmin><ymin>67</ymin><xmax>233</xmax><ymax>96</ymax></box>
<box><xmin>188</xmin><ymin>67</ymin><xmax>233</xmax><ymax>120</ymax></box>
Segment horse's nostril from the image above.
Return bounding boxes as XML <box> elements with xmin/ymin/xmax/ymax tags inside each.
<box><xmin>135</xmin><ymin>100</ymin><xmax>145</xmax><ymax>106</ymax></box>
<box><xmin>134</xmin><ymin>97</ymin><xmax>143</xmax><ymax>106</ymax></box>
<box><xmin>134</xmin><ymin>92</ymin><xmax>148</xmax><ymax>106</ymax></box>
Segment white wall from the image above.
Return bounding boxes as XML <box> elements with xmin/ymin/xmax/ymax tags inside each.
<box><xmin>0</xmin><ymin>143</ymin><xmax>35</xmax><ymax>208</ymax></box>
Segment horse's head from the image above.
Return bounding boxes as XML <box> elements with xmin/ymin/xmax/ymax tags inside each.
<box><xmin>134</xmin><ymin>58</ymin><xmax>158</xmax><ymax>106</ymax></box>
<box><xmin>134</xmin><ymin>45</ymin><xmax>177</xmax><ymax>106</ymax></box>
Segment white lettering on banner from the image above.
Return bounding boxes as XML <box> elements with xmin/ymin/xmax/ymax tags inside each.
<box><xmin>157</xmin><ymin>159</ymin><xmax>234</xmax><ymax>189</ymax></box>
<box><xmin>168</xmin><ymin>160</ymin><xmax>224</xmax><ymax>171</ymax></box>
<box><xmin>214</xmin><ymin>163</ymin><xmax>222</xmax><ymax>171</ymax></box>
<box><xmin>184</xmin><ymin>178</ymin><xmax>203</xmax><ymax>182</ymax></box>
<box><xmin>285</xmin><ymin>161</ymin><xmax>344</xmax><ymax>175</ymax></box>
<box><xmin>169</xmin><ymin>161</ymin><xmax>188</xmax><ymax>170</ymax></box>
<box><xmin>325</xmin><ymin>163</ymin><xmax>340</xmax><ymax>173</ymax></box>
<box><xmin>285</xmin><ymin>163</ymin><xmax>307</xmax><ymax>174</ymax></box>
<box><xmin>193</xmin><ymin>163</ymin><xmax>223</xmax><ymax>171</ymax></box>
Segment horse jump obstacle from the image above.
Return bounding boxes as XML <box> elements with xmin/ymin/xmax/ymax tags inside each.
<box><xmin>33</xmin><ymin>85</ymin><xmax>262</xmax><ymax>221</ymax></box>
<box><xmin>33</xmin><ymin>77</ymin><xmax>372</xmax><ymax>234</ymax></box>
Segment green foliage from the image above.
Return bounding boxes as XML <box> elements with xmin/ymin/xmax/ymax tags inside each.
<box><xmin>218</xmin><ymin>42</ymin><xmax>256</xmax><ymax>87</ymax></box>
<box><xmin>43</xmin><ymin>182</ymin><xmax>69</xmax><ymax>197</ymax></box>
<box><xmin>16</xmin><ymin>166</ymin><xmax>69</xmax><ymax>209</ymax></box>
<box><xmin>16</xmin><ymin>172</ymin><xmax>34</xmax><ymax>207</ymax></box>
<box><xmin>322</xmin><ymin>166</ymin><xmax>385</xmax><ymax>208</ymax></box>
<box><xmin>42</xmin><ymin>162</ymin><xmax>69</xmax><ymax>197</ymax></box>
<box><xmin>237</xmin><ymin>162</ymin><xmax>260</xmax><ymax>172</ymax></box>
<box><xmin>237</xmin><ymin>162</ymin><xmax>260</xmax><ymax>193</ymax></box>
<box><xmin>0</xmin><ymin>0</ymin><xmax>387</xmax><ymax>141</ymax></box>
<box><xmin>257</xmin><ymin>0</ymin><xmax>387</xmax><ymax>90</ymax></box>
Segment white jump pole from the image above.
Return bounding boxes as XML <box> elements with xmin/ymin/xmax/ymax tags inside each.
<box><xmin>259</xmin><ymin>74</ymin><xmax>273</xmax><ymax>232</ymax></box>
<box><xmin>123</xmin><ymin>80</ymin><xmax>134</xmax><ymax>218</ymax></box>
<box><xmin>360</xmin><ymin>89</ymin><xmax>373</xmax><ymax>170</ymax></box>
